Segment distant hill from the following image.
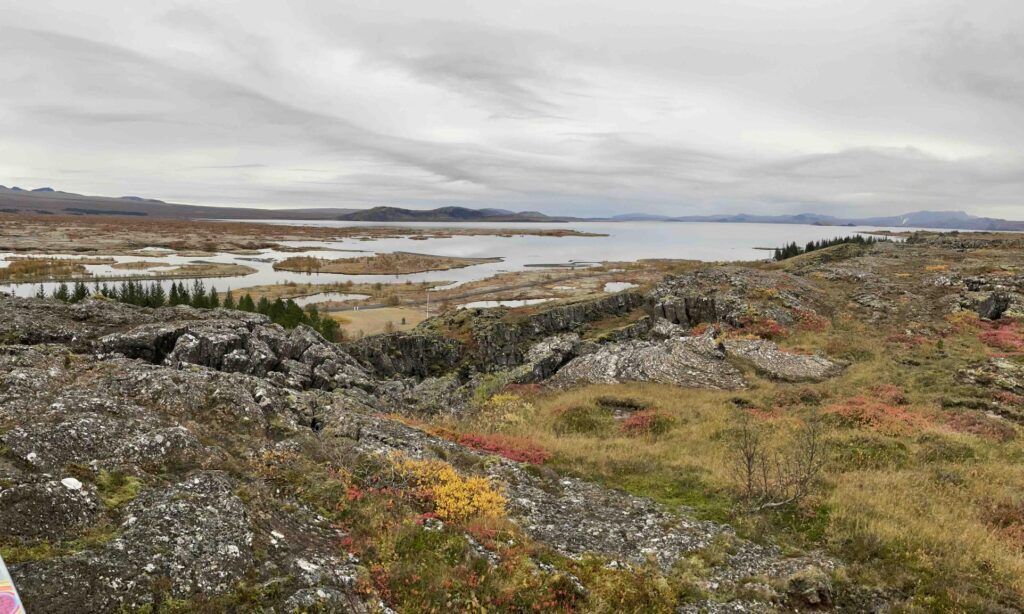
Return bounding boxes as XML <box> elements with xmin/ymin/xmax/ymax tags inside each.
<box><xmin>2</xmin><ymin>184</ymin><xmax>1022</xmax><ymax>230</ymax></box>
<box><xmin>0</xmin><ymin>186</ymin><xmax>357</xmax><ymax>220</ymax></box>
<box><xmin>0</xmin><ymin>186</ymin><xmax>563</xmax><ymax>222</ymax></box>
<box><xmin>334</xmin><ymin>206</ymin><xmax>566</xmax><ymax>222</ymax></box>
<box><xmin>669</xmin><ymin>210</ymin><xmax>1024</xmax><ymax>231</ymax></box>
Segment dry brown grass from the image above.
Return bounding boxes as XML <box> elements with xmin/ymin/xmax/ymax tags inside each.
<box><xmin>274</xmin><ymin>252</ymin><xmax>499</xmax><ymax>275</ymax></box>
<box><xmin>330</xmin><ymin>307</ymin><xmax>429</xmax><ymax>338</ymax></box>
<box><xmin>435</xmin><ymin>310</ymin><xmax>1024</xmax><ymax>608</ymax></box>
<box><xmin>0</xmin><ymin>258</ymin><xmax>91</xmax><ymax>281</ymax></box>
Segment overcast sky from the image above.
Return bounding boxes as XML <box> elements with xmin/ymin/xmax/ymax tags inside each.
<box><xmin>2</xmin><ymin>1</ymin><xmax>1023</xmax><ymax>217</ymax></box>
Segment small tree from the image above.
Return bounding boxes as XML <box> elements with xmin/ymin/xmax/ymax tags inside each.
<box><xmin>150</xmin><ymin>282</ymin><xmax>167</xmax><ymax>307</ymax></box>
<box><xmin>730</xmin><ymin>410</ymin><xmax>827</xmax><ymax>512</ymax></box>
<box><xmin>52</xmin><ymin>282</ymin><xmax>70</xmax><ymax>302</ymax></box>
<box><xmin>238</xmin><ymin>294</ymin><xmax>256</xmax><ymax>312</ymax></box>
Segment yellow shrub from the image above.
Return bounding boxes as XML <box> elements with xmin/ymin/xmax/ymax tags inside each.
<box><xmin>483</xmin><ymin>393</ymin><xmax>537</xmax><ymax>429</ymax></box>
<box><xmin>947</xmin><ymin>309</ymin><xmax>980</xmax><ymax>330</ymax></box>
<box><xmin>393</xmin><ymin>455</ymin><xmax>506</xmax><ymax>523</ymax></box>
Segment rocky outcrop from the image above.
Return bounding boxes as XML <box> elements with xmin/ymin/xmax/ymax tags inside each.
<box><xmin>422</xmin><ymin>291</ymin><xmax>644</xmax><ymax>369</ymax></box>
<box><xmin>100</xmin><ymin>319</ymin><xmax>373</xmax><ymax>391</ymax></box>
<box><xmin>14</xmin><ymin>472</ymin><xmax>257</xmax><ymax>613</ymax></box>
<box><xmin>0</xmin><ymin>295</ymin><xmax>850</xmax><ymax>612</ymax></box>
<box><xmin>0</xmin><ymin>341</ymin><xmax>373</xmax><ymax>613</ymax></box>
<box><xmin>645</xmin><ymin>267</ymin><xmax>828</xmax><ymax>328</ymax></box>
<box><xmin>976</xmin><ymin>291</ymin><xmax>1012</xmax><ymax>320</ymax></box>
<box><xmin>328</xmin><ymin>407</ymin><xmax>835</xmax><ymax>597</ymax></box>
<box><xmin>547</xmin><ymin>330</ymin><xmax>746</xmax><ymax>389</ymax></box>
<box><xmin>0</xmin><ymin>296</ymin><xmax>374</xmax><ymax>393</ymax></box>
<box><xmin>724</xmin><ymin>338</ymin><xmax>844</xmax><ymax>382</ymax></box>
<box><xmin>345</xmin><ymin>331</ymin><xmax>464</xmax><ymax>378</ymax></box>
<box><xmin>0</xmin><ymin>296</ymin><xmax>263</xmax><ymax>349</ymax></box>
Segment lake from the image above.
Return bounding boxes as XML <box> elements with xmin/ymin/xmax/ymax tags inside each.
<box><xmin>3</xmin><ymin>220</ymin><xmax>904</xmax><ymax>299</ymax></box>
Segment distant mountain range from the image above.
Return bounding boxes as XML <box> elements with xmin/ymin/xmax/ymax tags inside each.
<box><xmin>332</xmin><ymin>206</ymin><xmax>563</xmax><ymax>222</ymax></box>
<box><xmin>0</xmin><ymin>185</ymin><xmax>363</xmax><ymax>220</ymax></box>
<box><xmin>2</xmin><ymin>185</ymin><xmax>1022</xmax><ymax>230</ymax></box>
<box><xmin>607</xmin><ymin>210</ymin><xmax>1024</xmax><ymax>231</ymax></box>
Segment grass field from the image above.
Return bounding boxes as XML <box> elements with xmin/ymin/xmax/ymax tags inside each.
<box><xmin>331</xmin><ymin>307</ymin><xmax>429</xmax><ymax>338</ymax></box>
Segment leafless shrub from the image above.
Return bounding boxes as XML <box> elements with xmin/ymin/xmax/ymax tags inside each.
<box><xmin>730</xmin><ymin>410</ymin><xmax>828</xmax><ymax>512</ymax></box>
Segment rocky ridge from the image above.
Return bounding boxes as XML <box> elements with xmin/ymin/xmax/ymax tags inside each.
<box><xmin>0</xmin><ymin>289</ymin><xmax>852</xmax><ymax>612</ymax></box>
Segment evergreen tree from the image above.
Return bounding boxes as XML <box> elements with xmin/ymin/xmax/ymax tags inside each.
<box><xmin>53</xmin><ymin>282</ymin><xmax>70</xmax><ymax>302</ymax></box>
<box><xmin>222</xmin><ymin>289</ymin><xmax>236</xmax><ymax>310</ymax></box>
<box><xmin>238</xmin><ymin>294</ymin><xmax>256</xmax><ymax>312</ymax></box>
<box><xmin>208</xmin><ymin>287</ymin><xmax>220</xmax><ymax>309</ymax></box>
<box><xmin>71</xmin><ymin>281</ymin><xmax>89</xmax><ymax>303</ymax></box>
<box><xmin>191</xmin><ymin>280</ymin><xmax>207</xmax><ymax>308</ymax></box>
<box><xmin>150</xmin><ymin>282</ymin><xmax>167</xmax><ymax>307</ymax></box>
<box><xmin>35</xmin><ymin>285</ymin><xmax>45</xmax><ymax>299</ymax></box>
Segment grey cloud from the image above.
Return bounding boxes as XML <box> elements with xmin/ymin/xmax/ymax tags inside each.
<box><xmin>1</xmin><ymin>1</ymin><xmax>1024</xmax><ymax>218</ymax></box>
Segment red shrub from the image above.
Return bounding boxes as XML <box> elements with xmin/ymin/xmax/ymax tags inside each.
<box><xmin>456</xmin><ymin>433</ymin><xmax>552</xmax><ymax>464</ymax></box>
<box><xmin>870</xmin><ymin>384</ymin><xmax>908</xmax><ymax>406</ymax></box>
<box><xmin>741</xmin><ymin>317</ymin><xmax>789</xmax><ymax>340</ymax></box>
<box><xmin>690</xmin><ymin>322</ymin><xmax>712</xmax><ymax>335</ymax></box>
<box><xmin>620</xmin><ymin>410</ymin><xmax>674</xmax><ymax>436</ymax></box>
<box><xmin>978</xmin><ymin>322</ymin><xmax>1024</xmax><ymax>352</ymax></box>
<box><xmin>824</xmin><ymin>396</ymin><xmax>929</xmax><ymax>434</ymax></box>
<box><xmin>994</xmin><ymin>391</ymin><xmax>1024</xmax><ymax>406</ymax></box>
<box><xmin>795</xmin><ymin>309</ymin><xmax>830</xmax><ymax>332</ymax></box>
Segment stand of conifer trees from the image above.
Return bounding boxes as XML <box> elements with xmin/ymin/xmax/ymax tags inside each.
<box><xmin>42</xmin><ymin>279</ymin><xmax>339</xmax><ymax>340</ymax></box>
<box><xmin>773</xmin><ymin>234</ymin><xmax>887</xmax><ymax>261</ymax></box>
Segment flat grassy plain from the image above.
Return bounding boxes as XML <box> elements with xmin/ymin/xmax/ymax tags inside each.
<box><xmin>331</xmin><ymin>307</ymin><xmax>429</xmax><ymax>337</ymax></box>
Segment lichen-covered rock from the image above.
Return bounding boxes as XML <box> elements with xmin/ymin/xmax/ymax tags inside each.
<box><xmin>12</xmin><ymin>472</ymin><xmax>252</xmax><ymax>613</ymax></box>
<box><xmin>0</xmin><ymin>479</ymin><xmax>99</xmax><ymax>540</ymax></box>
<box><xmin>421</xmin><ymin>292</ymin><xmax>645</xmax><ymax>368</ymax></box>
<box><xmin>724</xmin><ymin>338</ymin><xmax>843</xmax><ymax>382</ymax></box>
<box><xmin>0</xmin><ymin>294</ymin><xmax>850</xmax><ymax>612</ymax></box>
<box><xmin>513</xmin><ymin>333</ymin><xmax>586</xmax><ymax>382</ymax></box>
<box><xmin>547</xmin><ymin>330</ymin><xmax>745</xmax><ymax>389</ymax></box>
<box><xmin>325</xmin><ymin>406</ymin><xmax>835</xmax><ymax>598</ymax></box>
<box><xmin>346</xmin><ymin>331</ymin><xmax>465</xmax><ymax>378</ymax></box>
<box><xmin>976</xmin><ymin>291</ymin><xmax>1012</xmax><ymax>320</ymax></box>
<box><xmin>100</xmin><ymin>318</ymin><xmax>373</xmax><ymax>392</ymax></box>
<box><xmin>645</xmin><ymin>267</ymin><xmax>827</xmax><ymax>328</ymax></box>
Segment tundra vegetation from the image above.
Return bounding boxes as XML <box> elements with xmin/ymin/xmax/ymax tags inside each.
<box><xmin>411</xmin><ymin>235</ymin><xmax>1024</xmax><ymax>611</ymax></box>
<box><xmin>2</xmin><ymin>231</ymin><xmax>1024</xmax><ymax>612</ymax></box>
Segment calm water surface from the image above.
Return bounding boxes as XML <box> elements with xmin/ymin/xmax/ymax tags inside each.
<box><xmin>3</xmin><ymin>221</ymin><xmax>904</xmax><ymax>300</ymax></box>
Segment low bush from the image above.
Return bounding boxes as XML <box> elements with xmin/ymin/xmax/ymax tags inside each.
<box><xmin>620</xmin><ymin>410</ymin><xmax>675</xmax><ymax>437</ymax></box>
<box><xmin>553</xmin><ymin>404</ymin><xmax>614</xmax><ymax>436</ymax></box>
<box><xmin>456</xmin><ymin>433</ymin><xmax>552</xmax><ymax>464</ymax></box>
<box><xmin>824</xmin><ymin>396</ymin><xmax>930</xmax><ymax>435</ymax></box>
<box><xmin>392</xmin><ymin>455</ymin><xmax>506</xmax><ymax>523</ymax></box>
<box><xmin>830</xmin><ymin>434</ymin><xmax>910</xmax><ymax>470</ymax></box>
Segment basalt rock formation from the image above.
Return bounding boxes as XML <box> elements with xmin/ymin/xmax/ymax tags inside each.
<box><xmin>0</xmin><ymin>295</ymin><xmax>850</xmax><ymax>612</ymax></box>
